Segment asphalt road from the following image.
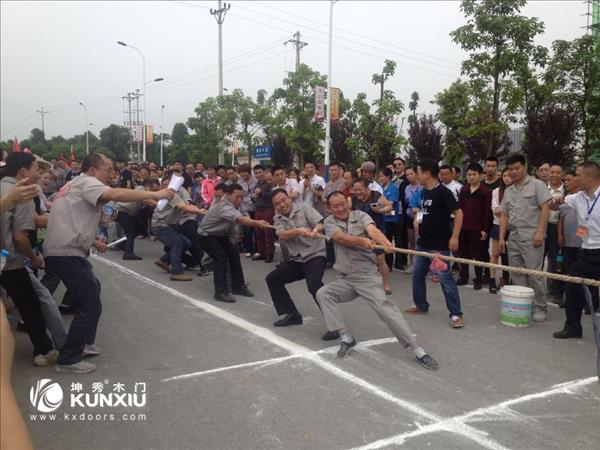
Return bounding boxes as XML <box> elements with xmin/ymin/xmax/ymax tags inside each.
<box><xmin>9</xmin><ymin>239</ymin><xmax>600</xmax><ymax>450</ymax></box>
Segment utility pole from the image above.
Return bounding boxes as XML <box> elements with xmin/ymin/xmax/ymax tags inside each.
<box><xmin>324</xmin><ymin>1</ymin><xmax>337</xmax><ymax>181</ymax></box>
<box><xmin>211</xmin><ymin>1</ymin><xmax>230</xmax><ymax>165</ymax></box>
<box><xmin>132</xmin><ymin>90</ymin><xmax>143</xmax><ymax>162</ymax></box>
<box><xmin>36</xmin><ymin>106</ymin><xmax>49</xmax><ymax>134</ymax></box>
<box><xmin>285</xmin><ymin>31</ymin><xmax>308</xmax><ymax>71</ymax></box>
<box><xmin>123</xmin><ymin>93</ymin><xmax>135</xmax><ymax>161</ymax></box>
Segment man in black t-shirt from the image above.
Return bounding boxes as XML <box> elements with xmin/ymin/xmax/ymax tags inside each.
<box><xmin>406</xmin><ymin>160</ymin><xmax>465</xmax><ymax>328</ymax></box>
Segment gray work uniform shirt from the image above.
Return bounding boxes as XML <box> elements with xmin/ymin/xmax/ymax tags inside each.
<box><xmin>324</xmin><ymin>210</ymin><xmax>377</xmax><ymax>275</ymax></box>
<box><xmin>177</xmin><ymin>187</ymin><xmax>195</xmax><ymax>225</ymax></box>
<box><xmin>197</xmin><ymin>197</ymin><xmax>242</xmax><ymax>237</ymax></box>
<box><xmin>116</xmin><ymin>186</ymin><xmax>145</xmax><ymax>216</ymax></box>
<box><xmin>43</xmin><ymin>174</ymin><xmax>110</xmax><ymax>258</ymax></box>
<box><xmin>0</xmin><ymin>177</ymin><xmax>36</xmax><ymax>270</ymax></box>
<box><xmin>500</xmin><ymin>175</ymin><xmax>552</xmax><ymax>242</ymax></box>
<box><xmin>151</xmin><ymin>193</ymin><xmax>185</xmax><ymax>229</ymax></box>
<box><xmin>274</xmin><ymin>203</ymin><xmax>325</xmax><ymax>263</ymax></box>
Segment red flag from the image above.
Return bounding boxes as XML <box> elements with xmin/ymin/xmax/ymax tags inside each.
<box><xmin>12</xmin><ymin>138</ymin><xmax>20</xmax><ymax>153</ymax></box>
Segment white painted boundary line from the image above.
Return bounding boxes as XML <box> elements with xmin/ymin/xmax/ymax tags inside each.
<box><xmin>351</xmin><ymin>376</ymin><xmax>597</xmax><ymax>450</ymax></box>
<box><xmin>94</xmin><ymin>255</ymin><xmax>508</xmax><ymax>450</ymax></box>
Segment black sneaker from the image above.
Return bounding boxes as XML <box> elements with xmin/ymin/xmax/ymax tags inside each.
<box><xmin>252</xmin><ymin>254</ymin><xmax>265</xmax><ymax>261</ymax></box>
<box><xmin>123</xmin><ymin>253</ymin><xmax>143</xmax><ymax>261</ymax></box>
<box><xmin>489</xmin><ymin>279</ymin><xmax>498</xmax><ymax>294</ymax></box>
<box><xmin>59</xmin><ymin>304</ymin><xmax>75</xmax><ymax>315</ymax></box>
<box><xmin>417</xmin><ymin>354</ymin><xmax>439</xmax><ymax>370</ymax></box>
<box><xmin>232</xmin><ymin>286</ymin><xmax>254</xmax><ymax>297</ymax></box>
<box><xmin>553</xmin><ymin>329</ymin><xmax>582</xmax><ymax>339</ymax></box>
<box><xmin>196</xmin><ymin>268</ymin><xmax>212</xmax><ymax>277</ymax></box>
<box><xmin>321</xmin><ymin>330</ymin><xmax>340</xmax><ymax>341</ymax></box>
<box><xmin>473</xmin><ymin>280</ymin><xmax>482</xmax><ymax>290</ymax></box>
<box><xmin>273</xmin><ymin>313</ymin><xmax>303</xmax><ymax>327</ymax></box>
<box><xmin>214</xmin><ymin>293</ymin><xmax>236</xmax><ymax>303</ymax></box>
<box><xmin>337</xmin><ymin>338</ymin><xmax>356</xmax><ymax>358</ymax></box>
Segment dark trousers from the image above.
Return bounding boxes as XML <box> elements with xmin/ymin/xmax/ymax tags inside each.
<box><xmin>41</xmin><ymin>270</ymin><xmax>74</xmax><ymax>306</ymax></box>
<box><xmin>198</xmin><ymin>235</ymin><xmax>245</xmax><ymax>295</ymax></box>
<box><xmin>546</xmin><ymin>223</ymin><xmax>560</xmax><ymax>296</ymax></box>
<box><xmin>45</xmin><ymin>257</ymin><xmax>101</xmax><ymax>364</ymax></box>
<box><xmin>179</xmin><ymin>219</ymin><xmax>205</xmax><ymax>268</ymax></box>
<box><xmin>397</xmin><ymin>215</ymin><xmax>408</xmax><ymax>267</ymax></box>
<box><xmin>242</xmin><ymin>211</ymin><xmax>256</xmax><ymax>254</ymax></box>
<box><xmin>265</xmin><ymin>256</ymin><xmax>326</xmax><ymax>316</ymax></box>
<box><xmin>255</xmin><ymin>207</ymin><xmax>275</xmax><ymax>259</ymax></box>
<box><xmin>564</xmin><ymin>249</ymin><xmax>600</xmax><ymax>334</ymax></box>
<box><xmin>154</xmin><ymin>225</ymin><xmax>190</xmax><ymax>274</ymax></box>
<box><xmin>459</xmin><ymin>229</ymin><xmax>486</xmax><ymax>282</ymax></box>
<box><xmin>384</xmin><ymin>220</ymin><xmax>403</xmax><ymax>269</ymax></box>
<box><xmin>1</xmin><ymin>268</ymin><xmax>53</xmax><ymax>356</ymax></box>
<box><xmin>325</xmin><ymin>240</ymin><xmax>336</xmax><ymax>265</ymax></box>
<box><xmin>116</xmin><ymin>211</ymin><xmax>138</xmax><ymax>255</ymax></box>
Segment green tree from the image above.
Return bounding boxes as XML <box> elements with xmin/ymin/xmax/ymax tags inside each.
<box><xmin>546</xmin><ymin>35</ymin><xmax>600</xmax><ymax>157</ymax></box>
<box><xmin>99</xmin><ymin>124</ymin><xmax>130</xmax><ymax>161</ymax></box>
<box><xmin>450</xmin><ymin>0</ymin><xmax>547</xmax><ymax>156</ymax></box>
<box><xmin>186</xmin><ymin>97</ymin><xmax>220</xmax><ymax>164</ymax></box>
<box><xmin>408</xmin><ymin>91</ymin><xmax>419</xmax><ymax>125</ymax></box>
<box><xmin>271</xmin><ymin>64</ymin><xmax>327</xmax><ymax>165</ymax></box>
<box><xmin>171</xmin><ymin>123</ymin><xmax>189</xmax><ymax>149</ymax></box>
<box><xmin>407</xmin><ymin>114</ymin><xmax>443</xmax><ymax>163</ymax></box>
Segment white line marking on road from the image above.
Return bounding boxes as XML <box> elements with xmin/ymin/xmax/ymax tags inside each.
<box><xmin>95</xmin><ymin>255</ymin><xmax>508</xmax><ymax>450</ymax></box>
<box><xmin>350</xmin><ymin>376</ymin><xmax>598</xmax><ymax>450</ymax></box>
<box><xmin>162</xmin><ymin>355</ymin><xmax>300</xmax><ymax>382</ymax></box>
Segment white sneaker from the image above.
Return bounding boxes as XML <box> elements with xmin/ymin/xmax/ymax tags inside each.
<box><xmin>532</xmin><ymin>310</ymin><xmax>547</xmax><ymax>322</ymax></box>
<box><xmin>253</xmin><ymin>252</ymin><xmax>261</xmax><ymax>258</ymax></box>
<box><xmin>83</xmin><ymin>344</ymin><xmax>101</xmax><ymax>357</ymax></box>
<box><xmin>244</xmin><ymin>253</ymin><xmax>252</xmax><ymax>258</ymax></box>
<box><xmin>54</xmin><ymin>361</ymin><xmax>96</xmax><ymax>374</ymax></box>
<box><xmin>33</xmin><ymin>350</ymin><xmax>59</xmax><ymax>367</ymax></box>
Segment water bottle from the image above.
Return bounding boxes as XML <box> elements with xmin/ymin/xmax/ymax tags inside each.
<box><xmin>556</xmin><ymin>248</ymin><xmax>564</xmax><ymax>274</ymax></box>
<box><xmin>0</xmin><ymin>249</ymin><xmax>9</xmax><ymax>271</ymax></box>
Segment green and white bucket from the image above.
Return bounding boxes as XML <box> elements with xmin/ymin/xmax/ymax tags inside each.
<box><xmin>499</xmin><ymin>285</ymin><xmax>534</xmax><ymax>328</ymax></box>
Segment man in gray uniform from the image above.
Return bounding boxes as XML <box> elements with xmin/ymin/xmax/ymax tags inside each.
<box><xmin>44</xmin><ymin>153</ymin><xmax>175</xmax><ymax>374</ymax></box>
<box><xmin>316</xmin><ymin>191</ymin><xmax>438</xmax><ymax>370</ymax></box>
<box><xmin>499</xmin><ymin>153</ymin><xmax>552</xmax><ymax>322</ymax></box>
<box><xmin>198</xmin><ymin>183</ymin><xmax>270</xmax><ymax>303</ymax></box>
<box><xmin>266</xmin><ymin>189</ymin><xmax>338</xmax><ymax>340</ymax></box>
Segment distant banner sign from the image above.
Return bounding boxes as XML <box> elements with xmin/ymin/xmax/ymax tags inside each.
<box><xmin>146</xmin><ymin>125</ymin><xmax>154</xmax><ymax>144</ymax></box>
<box><xmin>314</xmin><ymin>85</ymin><xmax>325</xmax><ymax>122</ymax></box>
<box><xmin>134</xmin><ymin>125</ymin><xmax>143</xmax><ymax>143</ymax></box>
<box><xmin>253</xmin><ymin>145</ymin><xmax>272</xmax><ymax>160</ymax></box>
<box><xmin>331</xmin><ymin>87</ymin><xmax>340</xmax><ymax>121</ymax></box>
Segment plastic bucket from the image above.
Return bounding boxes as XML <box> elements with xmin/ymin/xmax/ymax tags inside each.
<box><xmin>499</xmin><ymin>285</ymin><xmax>534</xmax><ymax>328</ymax></box>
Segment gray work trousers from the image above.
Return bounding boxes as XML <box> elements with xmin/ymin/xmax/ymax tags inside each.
<box><xmin>316</xmin><ymin>272</ymin><xmax>418</xmax><ymax>349</ymax></box>
<box><xmin>507</xmin><ymin>239</ymin><xmax>548</xmax><ymax>312</ymax></box>
<box><xmin>27</xmin><ymin>268</ymin><xmax>68</xmax><ymax>350</ymax></box>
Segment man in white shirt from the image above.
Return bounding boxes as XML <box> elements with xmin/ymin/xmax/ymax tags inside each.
<box><xmin>298</xmin><ymin>162</ymin><xmax>326</xmax><ymax>210</ymax></box>
<box><xmin>439</xmin><ymin>165</ymin><xmax>462</xmax><ymax>202</ymax></box>
<box><xmin>272</xmin><ymin>165</ymin><xmax>300</xmax><ymax>204</ymax></box>
<box><xmin>553</xmin><ymin>161</ymin><xmax>600</xmax><ymax>339</ymax></box>
<box><xmin>546</xmin><ymin>164</ymin><xmax>565</xmax><ymax>300</ymax></box>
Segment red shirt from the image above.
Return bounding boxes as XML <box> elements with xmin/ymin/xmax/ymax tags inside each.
<box><xmin>458</xmin><ymin>183</ymin><xmax>492</xmax><ymax>232</ymax></box>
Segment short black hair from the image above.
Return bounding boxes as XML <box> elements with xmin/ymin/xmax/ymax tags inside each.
<box><xmin>304</xmin><ymin>161</ymin><xmax>319</xmax><ymax>170</ymax></box>
<box><xmin>417</xmin><ymin>160</ymin><xmax>440</xmax><ymax>178</ymax></box>
<box><xmin>225</xmin><ymin>166</ymin><xmax>235</xmax><ymax>172</ymax></box>
<box><xmin>578</xmin><ymin>161</ymin><xmax>600</xmax><ymax>179</ymax></box>
<box><xmin>225</xmin><ymin>182</ymin><xmax>242</xmax><ymax>193</ymax></box>
<box><xmin>393</xmin><ymin>156</ymin><xmax>405</xmax><ymax>164</ymax></box>
<box><xmin>173</xmin><ymin>159</ymin><xmax>185</xmax><ymax>165</ymax></box>
<box><xmin>82</xmin><ymin>153</ymin><xmax>107</xmax><ymax>173</ymax></box>
<box><xmin>352</xmin><ymin>177</ymin><xmax>369</xmax><ymax>188</ymax></box>
<box><xmin>466</xmin><ymin>163</ymin><xmax>483</xmax><ymax>173</ymax></box>
<box><xmin>238</xmin><ymin>164</ymin><xmax>251</xmax><ymax>174</ymax></box>
<box><xmin>484</xmin><ymin>156</ymin><xmax>498</xmax><ymax>164</ymax></box>
<box><xmin>506</xmin><ymin>153</ymin><xmax>527</xmax><ymax>167</ymax></box>
<box><xmin>271</xmin><ymin>188</ymin><xmax>288</xmax><ymax>200</ymax></box>
<box><xmin>326</xmin><ymin>190</ymin><xmax>346</xmax><ymax>203</ymax></box>
<box><xmin>453</xmin><ymin>166</ymin><xmax>461</xmax><ymax>174</ymax></box>
<box><xmin>143</xmin><ymin>177</ymin><xmax>160</xmax><ymax>187</ymax></box>
<box><xmin>330</xmin><ymin>161</ymin><xmax>345</xmax><ymax>172</ymax></box>
<box><xmin>537</xmin><ymin>160</ymin><xmax>550</xmax><ymax>168</ymax></box>
<box><xmin>253</xmin><ymin>164</ymin><xmax>265</xmax><ymax>172</ymax></box>
<box><xmin>379</xmin><ymin>167</ymin><xmax>393</xmax><ymax>178</ymax></box>
<box><xmin>439</xmin><ymin>164</ymin><xmax>452</xmax><ymax>172</ymax></box>
<box><xmin>271</xmin><ymin>165</ymin><xmax>285</xmax><ymax>174</ymax></box>
<box><xmin>4</xmin><ymin>152</ymin><xmax>36</xmax><ymax>177</ymax></box>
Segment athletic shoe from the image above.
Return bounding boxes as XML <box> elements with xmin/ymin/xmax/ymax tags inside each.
<box><xmin>405</xmin><ymin>305</ymin><xmax>427</xmax><ymax>314</ymax></box>
<box><xmin>170</xmin><ymin>273</ymin><xmax>192</xmax><ymax>281</ymax></box>
<box><xmin>244</xmin><ymin>253</ymin><xmax>252</xmax><ymax>258</ymax></box>
<box><xmin>417</xmin><ymin>354</ymin><xmax>438</xmax><ymax>370</ymax></box>
<box><xmin>196</xmin><ymin>268</ymin><xmax>212</xmax><ymax>277</ymax></box>
<box><xmin>321</xmin><ymin>330</ymin><xmax>340</xmax><ymax>341</ymax></box>
<box><xmin>553</xmin><ymin>329</ymin><xmax>582</xmax><ymax>339</ymax></box>
<box><xmin>337</xmin><ymin>338</ymin><xmax>357</xmax><ymax>358</ymax></box>
<box><xmin>214</xmin><ymin>293</ymin><xmax>236</xmax><ymax>303</ymax></box>
<box><xmin>450</xmin><ymin>315</ymin><xmax>464</xmax><ymax>328</ymax></box>
<box><xmin>155</xmin><ymin>260</ymin><xmax>171</xmax><ymax>273</ymax></box>
<box><xmin>532</xmin><ymin>310</ymin><xmax>547</xmax><ymax>322</ymax></box>
<box><xmin>55</xmin><ymin>361</ymin><xmax>96</xmax><ymax>374</ymax></box>
<box><xmin>123</xmin><ymin>253</ymin><xmax>143</xmax><ymax>261</ymax></box>
<box><xmin>252</xmin><ymin>254</ymin><xmax>265</xmax><ymax>261</ymax></box>
<box><xmin>232</xmin><ymin>286</ymin><xmax>254</xmax><ymax>297</ymax></box>
<box><xmin>273</xmin><ymin>313</ymin><xmax>303</xmax><ymax>327</ymax></box>
<box><xmin>33</xmin><ymin>350</ymin><xmax>59</xmax><ymax>367</ymax></box>
<box><xmin>83</xmin><ymin>344</ymin><xmax>101</xmax><ymax>357</ymax></box>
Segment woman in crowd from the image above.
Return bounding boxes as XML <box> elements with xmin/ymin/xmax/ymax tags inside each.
<box><xmin>490</xmin><ymin>168</ymin><xmax>513</xmax><ymax>292</ymax></box>
<box><xmin>403</xmin><ymin>167</ymin><xmax>421</xmax><ymax>272</ymax></box>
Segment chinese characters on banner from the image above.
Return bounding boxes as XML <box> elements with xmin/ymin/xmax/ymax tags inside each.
<box><xmin>134</xmin><ymin>125</ymin><xmax>143</xmax><ymax>144</ymax></box>
<box><xmin>314</xmin><ymin>85</ymin><xmax>325</xmax><ymax>122</ymax></box>
<box><xmin>330</xmin><ymin>87</ymin><xmax>340</xmax><ymax>122</ymax></box>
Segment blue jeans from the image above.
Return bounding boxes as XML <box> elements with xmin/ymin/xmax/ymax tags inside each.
<box><xmin>45</xmin><ymin>256</ymin><xmax>102</xmax><ymax>365</ymax></box>
<box><xmin>412</xmin><ymin>244</ymin><xmax>462</xmax><ymax>317</ymax></box>
<box><xmin>153</xmin><ymin>226</ymin><xmax>191</xmax><ymax>274</ymax></box>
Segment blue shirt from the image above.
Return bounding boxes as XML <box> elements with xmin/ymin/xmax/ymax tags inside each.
<box><xmin>407</xmin><ymin>185</ymin><xmax>423</xmax><ymax>218</ymax></box>
<box><xmin>382</xmin><ymin>182</ymin><xmax>400</xmax><ymax>223</ymax></box>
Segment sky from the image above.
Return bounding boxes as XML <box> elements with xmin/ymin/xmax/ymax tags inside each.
<box><xmin>0</xmin><ymin>1</ymin><xmax>587</xmax><ymax>142</ymax></box>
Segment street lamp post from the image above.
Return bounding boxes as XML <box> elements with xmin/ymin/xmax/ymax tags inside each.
<box><xmin>117</xmin><ymin>41</ymin><xmax>147</xmax><ymax>161</ymax></box>
<box><xmin>324</xmin><ymin>0</ymin><xmax>337</xmax><ymax>182</ymax></box>
<box><xmin>160</xmin><ymin>105</ymin><xmax>165</xmax><ymax>167</ymax></box>
<box><xmin>79</xmin><ymin>102</ymin><xmax>89</xmax><ymax>154</ymax></box>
